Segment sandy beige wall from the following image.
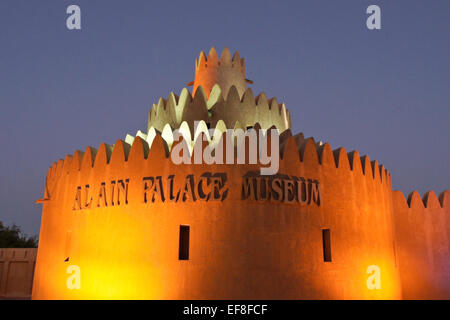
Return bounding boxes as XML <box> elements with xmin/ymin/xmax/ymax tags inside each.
<box><xmin>0</xmin><ymin>248</ymin><xmax>36</xmax><ymax>299</ymax></box>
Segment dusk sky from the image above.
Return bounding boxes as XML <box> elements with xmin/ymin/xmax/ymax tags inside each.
<box><xmin>0</xmin><ymin>0</ymin><xmax>449</xmax><ymax>236</ymax></box>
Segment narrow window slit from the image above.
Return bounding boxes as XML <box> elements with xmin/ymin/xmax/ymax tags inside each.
<box><xmin>322</xmin><ymin>229</ymin><xmax>332</xmax><ymax>262</ymax></box>
<box><xmin>179</xmin><ymin>225</ymin><xmax>190</xmax><ymax>260</ymax></box>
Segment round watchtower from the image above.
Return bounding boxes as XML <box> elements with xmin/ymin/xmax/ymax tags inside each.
<box><xmin>192</xmin><ymin>47</ymin><xmax>248</xmax><ymax>98</ymax></box>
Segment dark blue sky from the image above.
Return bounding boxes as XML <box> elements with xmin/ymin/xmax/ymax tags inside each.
<box><xmin>0</xmin><ymin>0</ymin><xmax>449</xmax><ymax>236</ymax></box>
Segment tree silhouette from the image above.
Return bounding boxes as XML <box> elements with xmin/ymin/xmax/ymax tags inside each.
<box><xmin>0</xmin><ymin>221</ymin><xmax>38</xmax><ymax>248</ymax></box>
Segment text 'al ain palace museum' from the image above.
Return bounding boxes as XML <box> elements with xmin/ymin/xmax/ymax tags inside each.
<box><xmin>31</xmin><ymin>48</ymin><xmax>450</xmax><ymax>300</ymax></box>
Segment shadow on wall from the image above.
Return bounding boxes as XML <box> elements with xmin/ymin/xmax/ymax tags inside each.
<box><xmin>0</xmin><ymin>248</ymin><xmax>37</xmax><ymax>299</ymax></box>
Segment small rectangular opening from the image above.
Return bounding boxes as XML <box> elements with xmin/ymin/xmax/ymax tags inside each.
<box><xmin>322</xmin><ymin>229</ymin><xmax>332</xmax><ymax>262</ymax></box>
<box><xmin>179</xmin><ymin>225</ymin><xmax>190</xmax><ymax>260</ymax></box>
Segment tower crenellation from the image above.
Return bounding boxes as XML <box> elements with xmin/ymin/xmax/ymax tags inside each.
<box><xmin>193</xmin><ymin>47</ymin><xmax>247</xmax><ymax>98</ymax></box>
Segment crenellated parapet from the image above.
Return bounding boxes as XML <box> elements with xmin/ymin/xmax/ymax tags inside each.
<box><xmin>147</xmin><ymin>47</ymin><xmax>291</xmax><ymax>135</ymax></box>
<box><xmin>42</xmin><ymin>128</ymin><xmax>392</xmax><ymax>202</ymax></box>
<box><xmin>147</xmin><ymin>85</ymin><xmax>291</xmax><ymax>134</ymax></box>
<box><xmin>392</xmin><ymin>189</ymin><xmax>450</xmax><ymax>299</ymax></box>
<box><xmin>393</xmin><ymin>189</ymin><xmax>449</xmax><ymax>209</ymax></box>
<box><xmin>192</xmin><ymin>47</ymin><xmax>247</xmax><ymax>98</ymax></box>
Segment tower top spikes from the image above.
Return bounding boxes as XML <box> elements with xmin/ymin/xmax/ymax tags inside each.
<box><xmin>190</xmin><ymin>47</ymin><xmax>250</xmax><ymax>98</ymax></box>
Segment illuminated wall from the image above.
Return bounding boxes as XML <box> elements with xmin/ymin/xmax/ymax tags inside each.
<box><xmin>32</xmin><ymin>48</ymin><xmax>448</xmax><ymax>299</ymax></box>
<box><xmin>393</xmin><ymin>190</ymin><xmax>450</xmax><ymax>299</ymax></box>
<box><xmin>32</xmin><ymin>132</ymin><xmax>402</xmax><ymax>299</ymax></box>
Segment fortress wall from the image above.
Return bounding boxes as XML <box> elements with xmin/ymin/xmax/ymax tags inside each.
<box><xmin>0</xmin><ymin>248</ymin><xmax>36</xmax><ymax>299</ymax></box>
<box><xmin>32</xmin><ymin>134</ymin><xmax>401</xmax><ymax>299</ymax></box>
<box><xmin>393</xmin><ymin>190</ymin><xmax>450</xmax><ymax>299</ymax></box>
